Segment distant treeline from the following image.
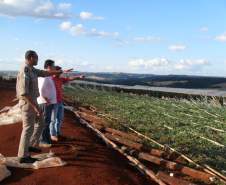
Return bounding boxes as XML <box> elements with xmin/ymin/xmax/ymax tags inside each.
<box><xmin>1</xmin><ymin>71</ymin><xmax>226</xmax><ymax>89</ymax></box>
<box><xmin>0</xmin><ymin>76</ymin><xmax>16</xmax><ymax>89</ymax></box>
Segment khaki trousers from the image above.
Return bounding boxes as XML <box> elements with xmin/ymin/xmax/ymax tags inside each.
<box><xmin>18</xmin><ymin>99</ymin><xmax>44</xmax><ymax>158</ymax></box>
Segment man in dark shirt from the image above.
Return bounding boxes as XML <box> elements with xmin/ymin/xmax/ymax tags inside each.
<box><xmin>16</xmin><ymin>50</ymin><xmax>62</xmax><ymax>163</ymax></box>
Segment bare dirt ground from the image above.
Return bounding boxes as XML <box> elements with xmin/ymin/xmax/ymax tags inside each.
<box><xmin>0</xmin><ymin>88</ymin><xmax>152</xmax><ymax>185</ymax></box>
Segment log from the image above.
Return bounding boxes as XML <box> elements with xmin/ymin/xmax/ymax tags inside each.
<box><xmin>89</xmin><ymin>105</ymin><xmax>97</xmax><ymax>112</ymax></box>
<box><xmin>72</xmin><ymin>111</ymin><xmax>167</xmax><ymax>185</ymax></box>
<box><xmin>79</xmin><ymin>107</ymin><xmax>96</xmax><ymax>114</ymax></box>
<box><xmin>139</xmin><ymin>152</ymin><xmax>215</xmax><ymax>183</ymax></box>
<box><xmin>105</xmin><ymin>133</ymin><xmax>143</xmax><ymax>151</ymax></box>
<box><xmin>149</xmin><ymin>148</ymin><xmax>165</xmax><ymax>157</ymax></box>
<box><xmin>120</xmin><ymin>124</ymin><xmax>164</xmax><ymax>148</ymax></box>
<box><xmin>204</xmin><ymin>165</ymin><xmax>226</xmax><ymax>182</ymax></box>
<box><xmin>91</xmin><ymin>123</ymin><xmax>105</xmax><ymax>131</ymax></box>
<box><xmin>118</xmin><ymin>123</ymin><xmax>224</xmax><ymax>181</ymax></box>
<box><xmin>205</xmin><ymin>126</ymin><xmax>226</xmax><ymax>133</ymax></box>
<box><xmin>148</xmin><ymin>149</ymin><xmax>185</xmax><ymax>163</ymax></box>
<box><xmin>198</xmin><ymin>136</ymin><xmax>224</xmax><ymax>147</ymax></box>
<box><xmin>79</xmin><ymin>112</ymin><xmax>104</xmax><ymax>125</ymax></box>
<box><xmin>157</xmin><ymin>171</ymin><xmax>197</xmax><ymax>185</ymax></box>
<box><xmin>105</xmin><ymin>129</ymin><xmax>187</xmax><ymax>165</ymax></box>
<box><xmin>105</xmin><ymin>127</ymin><xmax>142</xmax><ymax>143</ymax></box>
<box><xmin>166</xmin><ymin>151</ymin><xmax>188</xmax><ymax>165</ymax></box>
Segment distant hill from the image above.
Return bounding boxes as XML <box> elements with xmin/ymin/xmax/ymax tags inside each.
<box><xmin>1</xmin><ymin>70</ymin><xmax>226</xmax><ymax>90</ymax></box>
<box><xmin>80</xmin><ymin>72</ymin><xmax>226</xmax><ymax>90</ymax></box>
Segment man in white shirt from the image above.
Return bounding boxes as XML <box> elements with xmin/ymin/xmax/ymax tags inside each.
<box><xmin>37</xmin><ymin>76</ymin><xmax>57</xmax><ymax>105</ymax></box>
<box><xmin>37</xmin><ymin>59</ymin><xmax>57</xmax><ymax>147</ymax></box>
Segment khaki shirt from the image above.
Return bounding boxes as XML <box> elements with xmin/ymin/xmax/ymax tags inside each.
<box><xmin>16</xmin><ymin>64</ymin><xmax>49</xmax><ymax>101</ymax></box>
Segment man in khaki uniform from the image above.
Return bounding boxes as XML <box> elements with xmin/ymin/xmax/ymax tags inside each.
<box><xmin>16</xmin><ymin>50</ymin><xmax>62</xmax><ymax>163</ymax></box>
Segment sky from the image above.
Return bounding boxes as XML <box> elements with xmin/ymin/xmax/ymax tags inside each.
<box><xmin>0</xmin><ymin>0</ymin><xmax>226</xmax><ymax>76</ymax></box>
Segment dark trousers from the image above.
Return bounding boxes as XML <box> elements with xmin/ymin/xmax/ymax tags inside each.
<box><xmin>40</xmin><ymin>103</ymin><xmax>54</xmax><ymax>144</ymax></box>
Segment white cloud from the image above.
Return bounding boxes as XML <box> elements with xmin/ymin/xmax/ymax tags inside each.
<box><xmin>60</xmin><ymin>22</ymin><xmax>86</xmax><ymax>36</ymax></box>
<box><xmin>58</xmin><ymin>3</ymin><xmax>71</xmax><ymax>10</ymax></box>
<box><xmin>174</xmin><ymin>59</ymin><xmax>209</xmax><ymax>70</ymax></box>
<box><xmin>215</xmin><ymin>33</ymin><xmax>226</xmax><ymax>42</ymax></box>
<box><xmin>79</xmin><ymin>11</ymin><xmax>104</xmax><ymax>20</ymax></box>
<box><xmin>89</xmin><ymin>28</ymin><xmax>119</xmax><ymax>37</ymax></box>
<box><xmin>0</xmin><ymin>0</ymin><xmax>71</xmax><ymax>19</ymax></box>
<box><xmin>89</xmin><ymin>65</ymin><xmax>129</xmax><ymax>73</ymax></box>
<box><xmin>114</xmin><ymin>36</ymin><xmax>161</xmax><ymax>47</ymax></box>
<box><xmin>41</xmin><ymin>54</ymin><xmax>95</xmax><ymax>71</ymax></box>
<box><xmin>168</xmin><ymin>44</ymin><xmax>186</xmax><ymax>52</ymax></box>
<box><xmin>128</xmin><ymin>58</ymin><xmax>209</xmax><ymax>73</ymax></box>
<box><xmin>34</xmin><ymin>1</ymin><xmax>54</xmax><ymax>14</ymax></box>
<box><xmin>0</xmin><ymin>1</ymin><xmax>106</xmax><ymax>21</ymax></box>
<box><xmin>133</xmin><ymin>36</ymin><xmax>162</xmax><ymax>43</ymax></box>
<box><xmin>70</xmin><ymin>24</ymin><xmax>86</xmax><ymax>36</ymax></box>
<box><xmin>128</xmin><ymin>58</ymin><xmax>170</xmax><ymax>69</ymax></box>
<box><xmin>115</xmin><ymin>38</ymin><xmax>130</xmax><ymax>47</ymax></box>
<box><xmin>60</xmin><ymin>21</ymin><xmax>119</xmax><ymax>38</ymax></box>
<box><xmin>200</xmin><ymin>27</ymin><xmax>208</xmax><ymax>32</ymax></box>
<box><xmin>60</xmin><ymin>21</ymin><xmax>72</xmax><ymax>30</ymax></box>
<box><xmin>0</xmin><ymin>55</ymin><xmax>24</xmax><ymax>69</ymax></box>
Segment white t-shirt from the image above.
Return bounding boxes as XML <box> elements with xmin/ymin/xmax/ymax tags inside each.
<box><xmin>37</xmin><ymin>77</ymin><xmax>57</xmax><ymax>104</ymax></box>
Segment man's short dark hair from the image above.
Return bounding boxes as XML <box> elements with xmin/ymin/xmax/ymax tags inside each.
<box><xmin>55</xmin><ymin>66</ymin><xmax>62</xmax><ymax>70</ymax></box>
<box><xmin>25</xmin><ymin>50</ymin><xmax>37</xmax><ymax>60</ymax></box>
<box><xmin>44</xmin><ymin>59</ymin><xmax>55</xmax><ymax>69</ymax></box>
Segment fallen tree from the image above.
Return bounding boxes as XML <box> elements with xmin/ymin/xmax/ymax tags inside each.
<box><xmin>69</xmin><ymin>109</ymin><xmax>167</xmax><ymax>185</ymax></box>
<box><xmin>138</xmin><ymin>152</ymin><xmax>215</xmax><ymax>183</ymax></box>
<box><xmin>156</xmin><ymin>171</ymin><xmax>197</xmax><ymax>185</ymax></box>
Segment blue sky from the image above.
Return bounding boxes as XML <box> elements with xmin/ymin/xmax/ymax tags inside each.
<box><xmin>0</xmin><ymin>0</ymin><xmax>226</xmax><ymax>76</ymax></box>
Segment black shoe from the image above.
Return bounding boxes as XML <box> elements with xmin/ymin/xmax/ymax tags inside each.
<box><xmin>28</xmin><ymin>146</ymin><xmax>42</xmax><ymax>153</ymax></box>
<box><xmin>19</xmin><ymin>156</ymin><xmax>38</xmax><ymax>164</ymax></box>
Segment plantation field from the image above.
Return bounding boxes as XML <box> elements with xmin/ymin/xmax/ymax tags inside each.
<box><xmin>64</xmin><ymin>84</ymin><xmax>226</xmax><ymax>173</ymax></box>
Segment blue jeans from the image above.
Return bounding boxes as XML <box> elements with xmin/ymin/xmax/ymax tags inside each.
<box><xmin>50</xmin><ymin>103</ymin><xmax>64</xmax><ymax>136</ymax></box>
<box><xmin>40</xmin><ymin>104</ymin><xmax>55</xmax><ymax>144</ymax></box>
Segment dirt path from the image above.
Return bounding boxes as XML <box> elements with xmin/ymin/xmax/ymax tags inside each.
<box><xmin>0</xmin><ymin>88</ymin><xmax>152</xmax><ymax>185</ymax></box>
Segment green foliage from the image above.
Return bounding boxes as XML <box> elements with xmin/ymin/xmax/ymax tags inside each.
<box><xmin>64</xmin><ymin>85</ymin><xmax>226</xmax><ymax>172</ymax></box>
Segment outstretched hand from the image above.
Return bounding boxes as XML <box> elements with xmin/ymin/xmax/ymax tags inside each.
<box><xmin>79</xmin><ymin>75</ymin><xmax>85</xmax><ymax>79</ymax></box>
<box><xmin>63</xmin><ymin>68</ymin><xmax>74</xmax><ymax>73</ymax></box>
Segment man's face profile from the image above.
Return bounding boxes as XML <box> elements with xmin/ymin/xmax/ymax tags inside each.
<box><xmin>31</xmin><ymin>54</ymin><xmax>38</xmax><ymax>66</ymax></box>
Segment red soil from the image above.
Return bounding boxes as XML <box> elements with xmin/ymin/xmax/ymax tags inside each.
<box><xmin>0</xmin><ymin>89</ymin><xmax>16</xmax><ymax>109</ymax></box>
<box><xmin>0</xmin><ymin>88</ymin><xmax>153</xmax><ymax>185</ymax></box>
